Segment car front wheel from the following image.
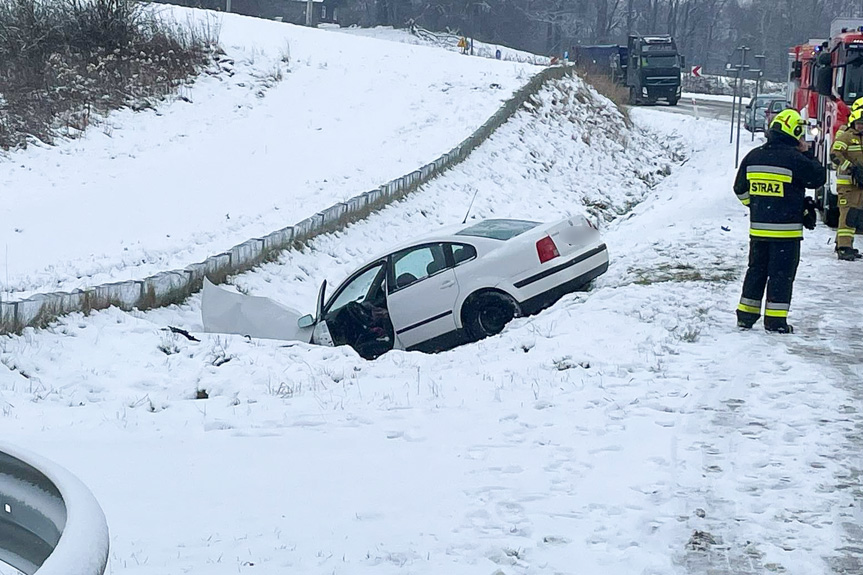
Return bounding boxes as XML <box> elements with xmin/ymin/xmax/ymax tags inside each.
<box><xmin>463</xmin><ymin>292</ymin><xmax>518</xmax><ymax>341</ymax></box>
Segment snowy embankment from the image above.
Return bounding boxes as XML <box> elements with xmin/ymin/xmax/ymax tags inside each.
<box><xmin>3</xmin><ymin>50</ymin><xmax>860</xmax><ymax>574</ymax></box>
<box><xmin>0</xmin><ymin>6</ymin><xmax>539</xmax><ymax>300</ymax></box>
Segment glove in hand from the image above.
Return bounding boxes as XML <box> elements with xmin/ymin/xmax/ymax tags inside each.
<box><xmin>802</xmin><ymin>196</ymin><xmax>818</xmax><ymax>230</ymax></box>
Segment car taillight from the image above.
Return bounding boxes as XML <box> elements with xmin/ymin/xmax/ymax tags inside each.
<box><xmin>536</xmin><ymin>236</ymin><xmax>560</xmax><ymax>264</ymax></box>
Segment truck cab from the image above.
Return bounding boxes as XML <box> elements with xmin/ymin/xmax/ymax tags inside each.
<box><xmin>625</xmin><ymin>35</ymin><xmax>683</xmax><ymax>105</ymax></box>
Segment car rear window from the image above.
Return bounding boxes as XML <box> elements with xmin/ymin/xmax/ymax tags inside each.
<box><xmin>456</xmin><ymin>219</ymin><xmax>540</xmax><ymax>240</ymax></box>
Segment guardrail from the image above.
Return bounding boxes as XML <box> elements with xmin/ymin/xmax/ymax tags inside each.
<box><xmin>0</xmin><ymin>65</ymin><xmax>575</xmax><ymax>334</ymax></box>
<box><xmin>0</xmin><ymin>443</ymin><xmax>109</xmax><ymax>575</ymax></box>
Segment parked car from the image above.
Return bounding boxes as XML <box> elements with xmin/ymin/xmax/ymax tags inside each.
<box><xmin>744</xmin><ymin>94</ymin><xmax>786</xmax><ymax>132</ymax></box>
<box><xmin>203</xmin><ymin>217</ymin><xmax>609</xmax><ymax>359</ymax></box>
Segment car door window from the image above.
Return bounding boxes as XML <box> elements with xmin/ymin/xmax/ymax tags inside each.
<box><xmin>771</xmin><ymin>101</ymin><xmax>784</xmax><ymax>112</ymax></box>
<box><xmin>391</xmin><ymin>244</ymin><xmax>446</xmax><ymax>291</ymax></box>
<box><xmin>327</xmin><ymin>264</ymin><xmax>385</xmax><ymax>314</ymax></box>
<box><xmin>448</xmin><ymin>243</ymin><xmax>477</xmax><ymax>266</ymax></box>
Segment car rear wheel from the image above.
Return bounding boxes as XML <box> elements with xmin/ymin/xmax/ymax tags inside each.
<box><xmin>463</xmin><ymin>292</ymin><xmax>518</xmax><ymax>341</ymax></box>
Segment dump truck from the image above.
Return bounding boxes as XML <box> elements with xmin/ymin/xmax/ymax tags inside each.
<box><xmin>572</xmin><ymin>35</ymin><xmax>683</xmax><ymax>106</ymax></box>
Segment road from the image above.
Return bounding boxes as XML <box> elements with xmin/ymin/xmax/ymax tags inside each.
<box><xmin>661</xmin><ymin>95</ymin><xmax>736</xmax><ymax>122</ymax></box>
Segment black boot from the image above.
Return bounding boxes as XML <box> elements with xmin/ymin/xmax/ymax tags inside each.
<box><xmin>765</xmin><ymin>324</ymin><xmax>794</xmax><ymax>334</ymax></box>
<box><xmin>838</xmin><ymin>247</ymin><xmax>859</xmax><ymax>261</ymax></box>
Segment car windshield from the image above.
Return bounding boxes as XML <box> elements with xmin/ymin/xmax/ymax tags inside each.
<box><xmin>750</xmin><ymin>96</ymin><xmax>781</xmax><ymax>110</ymax></box>
<box><xmin>456</xmin><ymin>219</ymin><xmax>540</xmax><ymax>240</ymax></box>
<box><xmin>642</xmin><ymin>55</ymin><xmax>678</xmax><ymax>68</ymax></box>
<box><xmin>843</xmin><ymin>50</ymin><xmax>863</xmax><ymax>103</ymax></box>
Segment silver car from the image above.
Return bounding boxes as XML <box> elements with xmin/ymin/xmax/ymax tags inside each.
<box><xmin>745</xmin><ymin>94</ymin><xmax>786</xmax><ymax>132</ymax></box>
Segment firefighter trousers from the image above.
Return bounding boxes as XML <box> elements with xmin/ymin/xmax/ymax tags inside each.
<box><xmin>736</xmin><ymin>239</ymin><xmax>800</xmax><ymax>331</ymax></box>
<box><xmin>836</xmin><ymin>188</ymin><xmax>863</xmax><ymax>249</ymax></box>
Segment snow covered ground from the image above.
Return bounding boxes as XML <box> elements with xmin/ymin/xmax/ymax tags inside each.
<box><xmin>0</xmin><ymin>7</ymin><xmax>539</xmax><ymax>301</ymax></box>
<box><xmin>2</xmin><ymin>12</ymin><xmax>863</xmax><ymax>575</ymax></box>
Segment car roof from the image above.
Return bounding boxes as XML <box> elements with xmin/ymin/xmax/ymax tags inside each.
<box><xmin>752</xmin><ymin>94</ymin><xmax>784</xmax><ymax>102</ymax></box>
<box><xmin>365</xmin><ymin>218</ymin><xmax>542</xmax><ymax>262</ymax></box>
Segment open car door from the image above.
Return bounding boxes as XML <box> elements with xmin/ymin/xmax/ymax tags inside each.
<box><xmin>201</xmin><ymin>278</ymin><xmax>314</xmax><ymax>342</ymax></box>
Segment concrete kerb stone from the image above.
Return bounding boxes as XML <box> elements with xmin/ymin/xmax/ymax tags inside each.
<box><xmin>229</xmin><ymin>239</ymin><xmax>266</xmax><ymax>274</ymax></box>
<box><xmin>346</xmin><ymin>194</ymin><xmax>369</xmax><ymax>216</ymax></box>
<box><xmin>364</xmin><ymin>189</ymin><xmax>384</xmax><ymax>211</ymax></box>
<box><xmin>15</xmin><ymin>294</ymin><xmax>56</xmax><ymax>330</ymax></box>
<box><xmin>194</xmin><ymin>252</ymin><xmax>232</xmax><ymax>286</ymax></box>
<box><xmin>255</xmin><ymin>227</ymin><xmax>296</xmax><ymax>266</ymax></box>
<box><xmin>319</xmin><ymin>203</ymin><xmax>348</xmax><ymax>232</ymax></box>
<box><xmin>10</xmin><ymin>290</ymin><xmax>86</xmax><ymax>330</ymax></box>
<box><xmin>140</xmin><ymin>271</ymin><xmax>190</xmax><ymax>309</ymax></box>
<box><xmin>260</xmin><ymin>227</ymin><xmax>295</xmax><ymax>252</ymax></box>
<box><xmin>0</xmin><ymin>300</ymin><xmax>16</xmax><ymax>333</ymax></box>
<box><xmin>83</xmin><ymin>280</ymin><xmax>143</xmax><ymax>312</ymax></box>
<box><xmin>293</xmin><ymin>214</ymin><xmax>325</xmax><ymax>245</ymax></box>
<box><xmin>0</xmin><ymin>65</ymin><xmax>575</xmax><ymax>335</ymax></box>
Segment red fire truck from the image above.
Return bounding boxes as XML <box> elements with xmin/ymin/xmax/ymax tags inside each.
<box><xmin>787</xmin><ymin>18</ymin><xmax>863</xmax><ymax>226</ymax></box>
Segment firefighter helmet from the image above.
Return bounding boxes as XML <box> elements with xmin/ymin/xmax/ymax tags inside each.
<box><xmin>850</xmin><ymin>108</ymin><xmax>863</xmax><ymax>126</ymax></box>
<box><xmin>853</xmin><ymin>97</ymin><xmax>863</xmax><ymax>112</ymax></box>
<box><xmin>769</xmin><ymin>109</ymin><xmax>805</xmax><ymax>139</ymax></box>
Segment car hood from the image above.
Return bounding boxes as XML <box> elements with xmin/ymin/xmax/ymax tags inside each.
<box><xmin>201</xmin><ymin>278</ymin><xmax>313</xmax><ymax>342</ymax></box>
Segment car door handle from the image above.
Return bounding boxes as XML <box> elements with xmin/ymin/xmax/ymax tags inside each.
<box><xmin>440</xmin><ymin>280</ymin><xmax>455</xmax><ymax>289</ymax></box>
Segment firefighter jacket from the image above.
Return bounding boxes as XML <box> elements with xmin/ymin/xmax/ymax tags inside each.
<box><xmin>831</xmin><ymin>126</ymin><xmax>863</xmax><ymax>190</ymax></box>
<box><xmin>734</xmin><ymin>132</ymin><xmax>826</xmax><ymax>241</ymax></box>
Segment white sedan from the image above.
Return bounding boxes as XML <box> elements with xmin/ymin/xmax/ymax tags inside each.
<box><xmin>203</xmin><ymin>217</ymin><xmax>609</xmax><ymax>358</ymax></box>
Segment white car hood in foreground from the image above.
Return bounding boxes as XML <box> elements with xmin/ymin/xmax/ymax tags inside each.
<box><xmin>202</xmin><ymin>278</ymin><xmax>313</xmax><ymax>342</ymax></box>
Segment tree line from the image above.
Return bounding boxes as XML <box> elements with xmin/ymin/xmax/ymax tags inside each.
<box><xmin>339</xmin><ymin>0</ymin><xmax>863</xmax><ymax>81</ymax></box>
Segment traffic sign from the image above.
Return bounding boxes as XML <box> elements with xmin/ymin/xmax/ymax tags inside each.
<box><xmin>691</xmin><ymin>65</ymin><xmax>702</xmax><ymax>77</ymax></box>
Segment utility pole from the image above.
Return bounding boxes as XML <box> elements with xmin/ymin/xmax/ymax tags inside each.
<box><xmin>750</xmin><ymin>54</ymin><xmax>766</xmax><ymax>142</ymax></box>
<box><xmin>305</xmin><ymin>0</ymin><xmax>313</xmax><ymax>26</ymax></box>
<box><xmin>730</xmin><ymin>45</ymin><xmax>750</xmax><ymax>146</ymax></box>
<box><xmin>734</xmin><ymin>59</ymin><xmax>750</xmax><ymax>167</ymax></box>
<box><xmin>626</xmin><ymin>0</ymin><xmax>634</xmax><ymax>36</ymax></box>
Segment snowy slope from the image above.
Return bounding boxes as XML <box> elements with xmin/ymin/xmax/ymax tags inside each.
<box><xmin>0</xmin><ymin>6</ymin><xmax>540</xmax><ymax>300</ymax></box>
<box><xmin>3</xmin><ymin>50</ymin><xmax>860</xmax><ymax>575</ymax></box>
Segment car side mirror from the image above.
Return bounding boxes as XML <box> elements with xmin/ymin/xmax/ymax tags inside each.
<box><xmin>297</xmin><ymin>314</ymin><xmax>315</xmax><ymax>328</ymax></box>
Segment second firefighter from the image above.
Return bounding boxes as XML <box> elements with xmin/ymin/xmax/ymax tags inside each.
<box><xmin>734</xmin><ymin>109</ymin><xmax>825</xmax><ymax>333</ymax></box>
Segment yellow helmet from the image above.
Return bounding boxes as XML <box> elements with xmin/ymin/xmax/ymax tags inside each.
<box><xmin>853</xmin><ymin>97</ymin><xmax>863</xmax><ymax>112</ymax></box>
<box><xmin>850</xmin><ymin>108</ymin><xmax>863</xmax><ymax>126</ymax></box>
<box><xmin>769</xmin><ymin>108</ymin><xmax>806</xmax><ymax>139</ymax></box>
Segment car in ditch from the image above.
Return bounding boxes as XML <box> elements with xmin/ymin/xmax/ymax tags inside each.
<box><xmin>202</xmin><ymin>217</ymin><xmax>609</xmax><ymax>359</ymax></box>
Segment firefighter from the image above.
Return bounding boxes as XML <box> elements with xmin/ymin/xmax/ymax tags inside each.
<box><xmin>831</xmin><ymin>108</ymin><xmax>863</xmax><ymax>260</ymax></box>
<box><xmin>832</xmin><ymin>97</ymin><xmax>863</xmax><ymax>140</ymax></box>
<box><xmin>735</xmin><ymin>109</ymin><xmax>825</xmax><ymax>333</ymax></box>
